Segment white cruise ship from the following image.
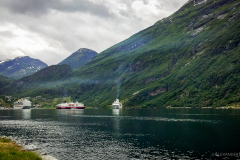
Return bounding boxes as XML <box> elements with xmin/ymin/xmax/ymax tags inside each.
<box><xmin>56</xmin><ymin>101</ymin><xmax>85</xmax><ymax>109</ymax></box>
<box><xmin>14</xmin><ymin>98</ymin><xmax>32</xmax><ymax>109</ymax></box>
<box><xmin>112</xmin><ymin>99</ymin><xmax>123</xmax><ymax>109</ymax></box>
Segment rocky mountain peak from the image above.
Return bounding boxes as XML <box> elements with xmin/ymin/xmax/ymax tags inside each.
<box><xmin>58</xmin><ymin>48</ymin><xmax>98</xmax><ymax>70</ymax></box>
<box><xmin>0</xmin><ymin>56</ymin><xmax>48</xmax><ymax>79</ymax></box>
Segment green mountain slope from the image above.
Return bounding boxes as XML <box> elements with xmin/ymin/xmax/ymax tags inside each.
<box><xmin>0</xmin><ymin>75</ymin><xmax>13</xmax><ymax>90</ymax></box>
<box><xmin>1</xmin><ymin>0</ymin><xmax>240</xmax><ymax>108</ymax></box>
<box><xmin>1</xmin><ymin>65</ymin><xmax>73</xmax><ymax>98</ymax></box>
<box><xmin>58</xmin><ymin>48</ymin><xmax>98</xmax><ymax>70</ymax></box>
<box><xmin>72</xmin><ymin>0</ymin><xmax>240</xmax><ymax>108</ymax></box>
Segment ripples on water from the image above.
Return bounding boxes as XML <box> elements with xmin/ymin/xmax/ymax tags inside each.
<box><xmin>0</xmin><ymin>120</ymin><xmax>197</xmax><ymax>160</ymax></box>
<box><xmin>0</xmin><ymin>109</ymin><xmax>240</xmax><ymax>159</ymax></box>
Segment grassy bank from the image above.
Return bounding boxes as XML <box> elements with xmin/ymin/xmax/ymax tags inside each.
<box><xmin>0</xmin><ymin>137</ymin><xmax>42</xmax><ymax>160</ymax></box>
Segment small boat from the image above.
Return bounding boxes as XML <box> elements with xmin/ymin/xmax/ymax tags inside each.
<box><xmin>112</xmin><ymin>99</ymin><xmax>122</xmax><ymax>109</ymax></box>
<box><xmin>56</xmin><ymin>101</ymin><xmax>85</xmax><ymax>109</ymax></box>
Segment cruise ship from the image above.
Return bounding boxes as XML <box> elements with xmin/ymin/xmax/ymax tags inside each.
<box><xmin>14</xmin><ymin>98</ymin><xmax>32</xmax><ymax>109</ymax></box>
<box><xmin>112</xmin><ymin>99</ymin><xmax>122</xmax><ymax>109</ymax></box>
<box><xmin>56</xmin><ymin>102</ymin><xmax>85</xmax><ymax>109</ymax></box>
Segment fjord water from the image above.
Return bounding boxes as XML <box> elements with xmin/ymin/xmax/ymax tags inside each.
<box><xmin>0</xmin><ymin>109</ymin><xmax>240</xmax><ymax>159</ymax></box>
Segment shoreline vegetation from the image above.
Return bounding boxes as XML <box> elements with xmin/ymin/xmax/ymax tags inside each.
<box><xmin>0</xmin><ymin>136</ymin><xmax>57</xmax><ymax>160</ymax></box>
<box><xmin>2</xmin><ymin>96</ymin><xmax>240</xmax><ymax>110</ymax></box>
<box><xmin>1</xmin><ymin>106</ymin><xmax>240</xmax><ymax>110</ymax></box>
<box><xmin>0</xmin><ymin>136</ymin><xmax>41</xmax><ymax>160</ymax></box>
<box><xmin>33</xmin><ymin>105</ymin><xmax>240</xmax><ymax>109</ymax></box>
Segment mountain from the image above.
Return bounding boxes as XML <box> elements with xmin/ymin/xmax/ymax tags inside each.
<box><xmin>0</xmin><ymin>75</ymin><xmax>13</xmax><ymax>90</ymax></box>
<box><xmin>0</xmin><ymin>56</ymin><xmax>48</xmax><ymax>79</ymax></box>
<box><xmin>1</xmin><ymin>0</ymin><xmax>240</xmax><ymax>108</ymax></box>
<box><xmin>69</xmin><ymin>0</ymin><xmax>240</xmax><ymax>108</ymax></box>
<box><xmin>58</xmin><ymin>48</ymin><xmax>98</xmax><ymax>70</ymax></box>
<box><xmin>1</xmin><ymin>64</ymin><xmax>73</xmax><ymax>98</ymax></box>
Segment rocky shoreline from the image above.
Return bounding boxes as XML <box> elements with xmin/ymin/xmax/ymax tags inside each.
<box><xmin>0</xmin><ymin>135</ymin><xmax>57</xmax><ymax>160</ymax></box>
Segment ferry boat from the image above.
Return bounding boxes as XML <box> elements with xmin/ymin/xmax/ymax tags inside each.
<box><xmin>56</xmin><ymin>102</ymin><xmax>85</xmax><ymax>109</ymax></box>
<box><xmin>14</xmin><ymin>98</ymin><xmax>32</xmax><ymax>109</ymax></box>
<box><xmin>112</xmin><ymin>99</ymin><xmax>122</xmax><ymax>109</ymax></box>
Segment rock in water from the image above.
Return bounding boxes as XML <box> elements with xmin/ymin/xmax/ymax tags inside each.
<box><xmin>24</xmin><ymin>144</ymin><xmax>39</xmax><ymax>151</ymax></box>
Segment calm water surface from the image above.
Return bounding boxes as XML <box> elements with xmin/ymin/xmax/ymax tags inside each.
<box><xmin>0</xmin><ymin>109</ymin><xmax>240</xmax><ymax>159</ymax></box>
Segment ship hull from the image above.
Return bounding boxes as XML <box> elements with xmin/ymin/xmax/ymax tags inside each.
<box><xmin>113</xmin><ymin>106</ymin><xmax>122</xmax><ymax>109</ymax></box>
<box><xmin>22</xmin><ymin>106</ymin><xmax>31</xmax><ymax>109</ymax></box>
<box><xmin>14</xmin><ymin>106</ymin><xmax>23</xmax><ymax>109</ymax></box>
<box><xmin>56</xmin><ymin>106</ymin><xmax>85</xmax><ymax>109</ymax></box>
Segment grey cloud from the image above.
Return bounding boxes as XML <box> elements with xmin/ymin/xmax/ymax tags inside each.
<box><xmin>161</xmin><ymin>0</ymin><xmax>189</xmax><ymax>10</ymax></box>
<box><xmin>1</xmin><ymin>0</ymin><xmax>113</xmax><ymax>18</ymax></box>
<box><xmin>0</xmin><ymin>31</ymin><xmax>14</xmax><ymax>38</ymax></box>
<box><xmin>1</xmin><ymin>0</ymin><xmax>50</xmax><ymax>16</ymax></box>
<box><xmin>0</xmin><ymin>0</ymin><xmax>188</xmax><ymax>65</ymax></box>
<box><xmin>142</xmin><ymin>0</ymin><xmax>149</xmax><ymax>5</ymax></box>
<box><xmin>53</xmin><ymin>0</ymin><xmax>113</xmax><ymax>18</ymax></box>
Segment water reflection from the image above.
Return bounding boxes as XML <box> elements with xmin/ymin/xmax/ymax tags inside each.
<box><xmin>22</xmin><ymin>109</ymin><xmax>31</xmax><ymax>120</ymax></box>
<box><xmin>112</xmin><ymin>109</ymin><xmax>122</xmax><ymax>134</ymax></box>
<box><xmin>69</xmin><ymin>109</ymin><xmax>84</xmax><ymax>115</ymax></box>
<box><xmin>112</xmin><ymin>109</ymin><xmax>122</xmax><ymax>116</ymax></box>
<box><xmin>13</xmin><ymin>109</ymin><xmax>22</xmax><ymax>119</ymax></box>
<box><xmin>58</xmin><ymin>109</ymin><xmax>84</xmax><ymax>116</ymax></box>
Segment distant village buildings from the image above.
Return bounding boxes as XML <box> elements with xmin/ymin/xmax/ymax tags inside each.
<box><xmin>5</xmin><ymin>96</ymin><xmax>12</xmax><ymax>101</ymax></box>
<box><xmin>33</xmin><ymin>104</ymin><xmax>43</xmax><ymax>108</ymax></box>
<box><xmin>0</xmin><ymin>95</ymin><xmax>47</xmax><ymax>109</ymax></box>
<box><xmin>35</xmin><ymin>96</ymin><xmax>42</xmax><ymax>100</ymax></box>
<box><xmin>4</xmin><ymin>95</ymin><xmax>46</xmax><ymax>100</ymax></box>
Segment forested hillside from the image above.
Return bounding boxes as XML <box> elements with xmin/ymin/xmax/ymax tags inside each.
<box><xmin>1</xmin><ymin>65</ymin><xmax>73</xmax><ymax>98</ymax></box>
<box><xmin>0</xmin><ymin>75</ymin><xmax>13</xmax><ymax>90</ymax></box>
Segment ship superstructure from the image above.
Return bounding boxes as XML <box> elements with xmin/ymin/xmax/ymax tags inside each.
<box><xmin>14</xmin><ymin>98</ymin><xmax>32</xmax><ymax>109</ymax></box>
<box><xmin>56</xmin><ymin>102</ymin><xmax>85</xmax><ymax>109</ymax></box>
<box><xmin>112</xmin><ymin>99</ymin><xmax>122</xmax><ymax>109</ymax></box>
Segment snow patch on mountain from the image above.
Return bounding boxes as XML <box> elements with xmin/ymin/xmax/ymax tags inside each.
<box><xmin>194</xmin><ymin>0</ymin><xmax>208</xmax><ymax>6</ymax></box>
<box><xmin>185</xmin><ymin>0</ymin><xmax>208</xmax><ymax>6</ymax></box>
<box><xmin>0</xmin><ymin>56</ymin><xmax>48</xmax><ymax>79</ymax></box>
<box><xmin>0</xmin><ymin>61</ymin><xmax>5</xmax><ymax>64</ymax></box>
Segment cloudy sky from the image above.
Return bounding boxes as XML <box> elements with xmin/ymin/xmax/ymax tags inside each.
<box><xmin>0</xmin><ymin>0</ymin><xmax>188</xmax><ymax>65</ymax></box>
